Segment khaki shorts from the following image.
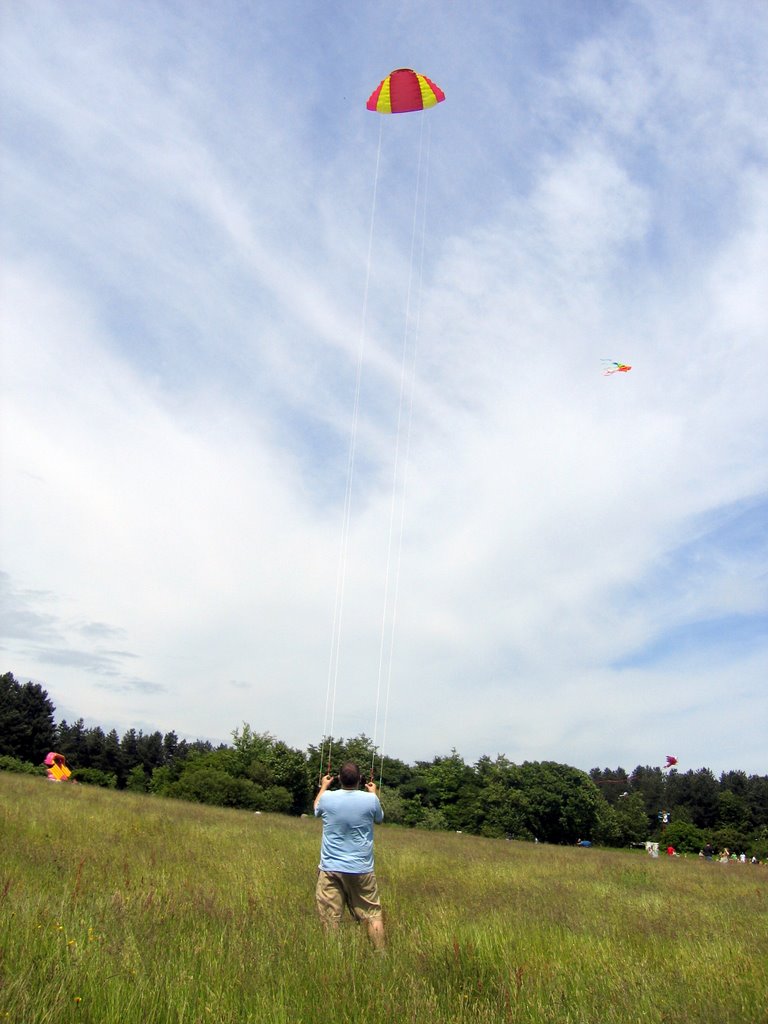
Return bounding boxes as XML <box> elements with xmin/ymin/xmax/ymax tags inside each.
<box><xmin>316</xmin><ymin>870</ymin><xmax>382</xmax><ymax>924</ymax></box>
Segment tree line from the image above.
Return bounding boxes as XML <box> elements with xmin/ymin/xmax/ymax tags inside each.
<box><xmin>2</xmin><ymin>671</ymin><xmax>767</xmax><ymax>857</ymax></box>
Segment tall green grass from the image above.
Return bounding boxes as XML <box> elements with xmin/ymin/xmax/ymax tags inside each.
<box><xmin>2</xmin><ymin>774</ymin><xmax>766</xmax><ymax>1024</ymax></box>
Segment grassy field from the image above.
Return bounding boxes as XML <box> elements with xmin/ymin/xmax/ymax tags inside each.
<box><xmin>1</xmin><ymin>774</ymin><xmax>766</xmax><ymax>1024</ymax></box>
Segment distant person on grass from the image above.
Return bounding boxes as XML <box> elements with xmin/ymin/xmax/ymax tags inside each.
<box><xmin>314</xmin><ymin>761</ymin><xmax>385</xmax><ymax>951</ymax></box>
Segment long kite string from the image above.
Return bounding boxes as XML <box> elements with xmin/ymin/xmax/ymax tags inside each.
<box><xmin>377</xmin><ymin>121</ymin><xmax>432</xmax><ymax>790</ymax></box>
<box><xmin>370</xmin><ymin>116</ymin><xmax>431</xmax><ymax>788</ymax></box>
<box><xmin>319</xmin><ymin>119</ymin><xmax>384</xmax><ymax>783</ymax></box>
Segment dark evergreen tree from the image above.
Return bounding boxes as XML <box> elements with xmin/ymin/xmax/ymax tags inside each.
<box><xmin>84</xmin><ymin>726</ymin><xmax>107</xmax><ymax>768</ymax></box>
<box><xmin>589</xmin><ymin>767</ymin><xmax>630</xmax><ymax>806</ymax></box>
<box><xmin>720</xmin><ymin>769</ymin><xmax>749</xmax><ymax>797</ymax></box>
<box><xmin>163</xmin><ymin>731</ymin><xmax>180</xmax><ymax>763</ymax></box>
<box><xmin>18</xmin><ymin>680</ymin><xmax>57</xmax><ymax>762</ymax></box>
<box><xmin>684</xmin><ymin>768</ymin><xmax>720</xmax><ymax>829</ymax></box>
<box><xmin>0</xmin><ymin>672</ymin><xmax>26</xmax><ymax>757</ymax></box>
<box><xmin>98</xmin><ymin>729</ymin><xmax>123</xmax><ymax>777</ymax></box>
<box><xmin>120</xmin><ymin>728</ymin><xmax>139</xmax><ymax>764</ymax></box>
<box><xmin>56</xmin><ymin>718</ymin><xmax>88</xmax><ymax>764</ymax></box>
<box><xmin>136</xmin><ymin>731</ymin><xmax>164</xmax><ymax>773</ymax></box>
<box><xmin>745</xmin><ymin>775</ymin><xmax>768</xmax><ymax>830</ymax></box>
<box><xmin>629</xmin><ymin>765</ymin><xmax>666</xmax><ymax>827</ymax></box>
<box><xmin>0</xmin><ymin>673</ymin><xmax>56</xmax><ymax>762</ymax></box>
<box><xmin>717</xmin><ymin>789</ymin><xmax>751</xmax><ymax>832</ymax></box>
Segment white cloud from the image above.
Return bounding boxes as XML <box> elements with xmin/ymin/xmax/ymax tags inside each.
<box><xmin>1</xmin><ymin>0</ymin><xmax>767</xmax><ymax>775</ymax></box>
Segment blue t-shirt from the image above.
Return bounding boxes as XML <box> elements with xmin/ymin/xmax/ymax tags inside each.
<box><xmin>314</xmin><ymin>789</ymin><xmax>384</xmax><ymax>873</ymax></box>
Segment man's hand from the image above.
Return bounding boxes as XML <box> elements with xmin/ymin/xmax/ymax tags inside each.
<box><xmin>314</xmin><ymin>773</ymin><xmax>335</xmax><ymax>810</ymax></box>
<box><xmin>364</xmin><ymin>781</ymin><xmax>378</xmax><ymax>795</ymax></box>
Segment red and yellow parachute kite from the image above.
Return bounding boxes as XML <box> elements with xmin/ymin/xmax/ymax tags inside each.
<box><xmin>366</xmin><ymin>68</ymin><xmax>445</xmax><ymax>114</ymax></box>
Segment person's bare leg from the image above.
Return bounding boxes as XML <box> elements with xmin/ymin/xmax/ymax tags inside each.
<box><xmin>366</xmin><ymin>917</ymin><xmax>385</xmax><ymax>951</ymax></box>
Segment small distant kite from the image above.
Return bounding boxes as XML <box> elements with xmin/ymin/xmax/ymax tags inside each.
<box><xmin>44</xmin><ymin>751</ymin><xmax>75</xmax><ymax>782</ymax></box>
<box><xmin>602</xmin><ymin>360</ymin><xmax>632</xmax><ymax>375</ymax></box>
<box><xmin>661</xmin><ymin>755</ymin><xmax>678</xmax><ymax>772</ymax></box>
<box><xmin>366</xmin><ymin>68</ymin><xmax>445</xmax><ymax>114</ymax></box>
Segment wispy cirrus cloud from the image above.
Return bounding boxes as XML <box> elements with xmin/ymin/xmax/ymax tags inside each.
<box><xmin>0</xmin><ymin>570</ymin><xmax>161</xmax><ymax>690</ymax></box>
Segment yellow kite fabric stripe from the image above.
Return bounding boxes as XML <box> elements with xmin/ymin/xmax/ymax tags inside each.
<box><xmin>375</xmin><ymin>75</ymin><xmax>393</xmax><ymax>113</ymax></box>
<box><xmin>416</xmin><ymin>73</ymin><xmax>441</xmax><ymax>109</ymax></box>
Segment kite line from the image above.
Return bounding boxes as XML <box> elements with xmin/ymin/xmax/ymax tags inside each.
<box><xmin>370</xmin><ymin>116</ymin><xmax>432</xmax><ymax>788</ymax></box>
<box><xmin>319</xmin><ymin>118</ymin><xmax>384</xmax><ymax>783</ymax></box>
<box><xmin>320</xmin><ymin>70</ymin><xmax>444</xmax><ymax>786</ymax></box>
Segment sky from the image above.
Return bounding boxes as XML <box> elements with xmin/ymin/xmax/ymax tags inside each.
<box><xmin>1</xmin><ymin>0</ymin><xmax>767</xmax><ymax>777</ymax></box>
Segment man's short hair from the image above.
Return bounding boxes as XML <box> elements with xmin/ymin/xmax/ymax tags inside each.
<box><xmin>339</xmin><ymin>761</ymin><xmax>361</xmax><ymax>787</ymax></box>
